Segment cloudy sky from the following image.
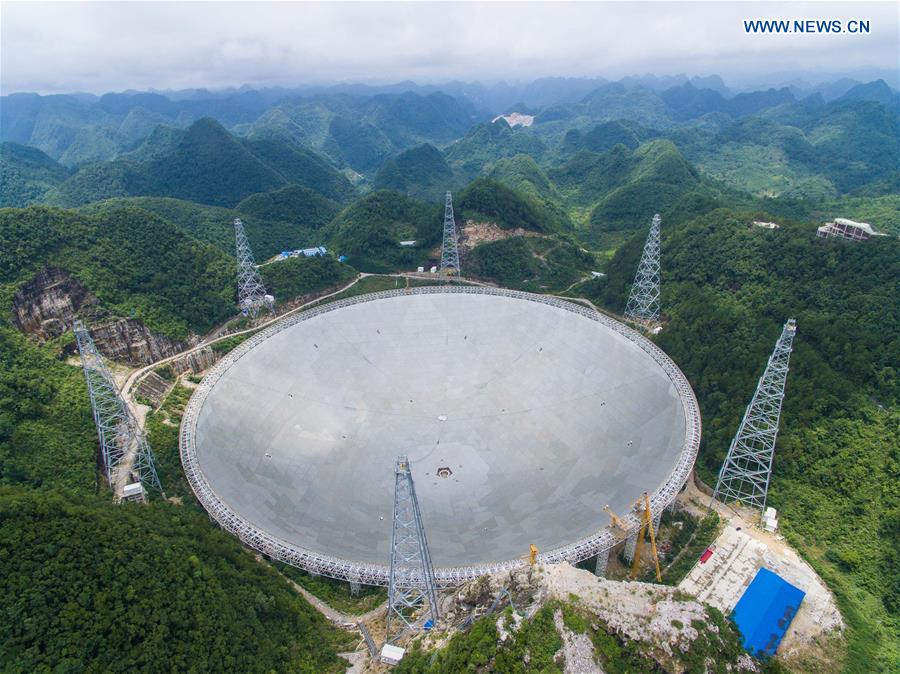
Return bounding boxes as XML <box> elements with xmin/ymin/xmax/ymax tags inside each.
<box><xmin>2</xmin><ymin>1</ymin><xmax>897</xmax><ymax>94</ymax></box>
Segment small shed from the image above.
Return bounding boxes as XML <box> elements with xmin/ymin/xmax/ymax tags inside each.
<box><xmin>731</xmin><ymin>567</ymin><xmax>805</xmax><ymax>658</ymax></box>
<box><xmin>380</xmin><ymin>643</ymin><xmax>405</xmax><ymax>665</ymax></box>
<box><xmin>121</xmin><ymin>482</ymin><xmax>146</xmax><ymax>503</ymax></box>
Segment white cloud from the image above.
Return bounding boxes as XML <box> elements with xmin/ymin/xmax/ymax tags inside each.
<box><xmin>1</xmin><ymin>1</ymin><xmax>897</xmax><ymax>94</ymax></box>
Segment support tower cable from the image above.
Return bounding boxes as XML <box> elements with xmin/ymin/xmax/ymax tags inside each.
<box><xmin>386</xmin><ymin>455</ymin><xmax>439</xmax><ymax>643</ymax></box>
<box><xmin>711</xmin><ymin>319</ymin><xmax>797</xmax><ymax>513</ymax></box>
<box><xmin>73</xmin><ymin>320</ymin><xmax>163</xmax><ymax>500</ymax></box>
<box><xmin>234</xmin><ymin>218</ymin><xmax>274</xmax><ymax>318</ymax></box>
<box><xmin>624</xmin><ymin>214</ymin><xmax>661</xmax><ymax>325</ymax></box>
<box><xmin>440</xmin><ymin>191</ymin><xmax>460</xmax><ymax>276</ymax></box>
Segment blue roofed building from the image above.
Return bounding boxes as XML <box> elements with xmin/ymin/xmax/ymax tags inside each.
<box><xmin>731</xmin><ymin>567</ymin><xmax>806</xmax><ymax>658</ymax></box>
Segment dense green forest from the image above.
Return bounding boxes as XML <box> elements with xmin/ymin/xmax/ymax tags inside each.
<box><xmin>0</xmin><ymin>326</ymin><xmax>96</xmax><ymax>494</ymax></box>
<box><xmin>0</xmin><ymin>486</ymin><xmax>354</xmax><ymax>673</ymax></box>
<box><xmin>457</xmin><ymin>176</ymin><xmax>571</xmax><ymax>233</ymax></box>
<box><xmin>468</xmin><ymin>235</ymin><xmax>596</xmax><ymax>292</ymax></box>
<box><xmin>325</xmin><ymin>190</ymin><xmax>442</xmax><ymax>271</ymax></box>
<box><xmin>39</xmin><ymin>118</ymin><xmax>354</xmax><ymax>209</ymax></box>
<box><xmin>374</xmin><ymin>143</ymin><xmax>457</xmax><ymax>201</ymax></box>
<box><xmin>79</xmin><ymin>196</ymin><xmax>328</xmax><ymax>260</ymax></box>
<box><xmin>585</xmin><ymin>211</ymin><xmax>899</xmax><ymax>670</ymax></box>
<box><xmin>236</xmin><ymin>184</ymin><xmax>341</xmax><ymax>228</ymax></box>
<box><xmin>0</xmin><ymin>142</ymin><xmax>71</xmax><ymax>207</ymax></box>
<box><xmin>0</xmin><ymin>205</ymin><xmax>234</xmax><ymax>338</ymax></box>
<box><xmin>259</xmin><ymin>255</ymin><xmax>356</xmax><ymax>302</ymax></box>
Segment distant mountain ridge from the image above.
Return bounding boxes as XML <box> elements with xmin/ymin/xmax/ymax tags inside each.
<box><xmin>4</xmin><ymin>75</ymin><xmax>895</xmax><ymax>172</ymax></box>
<box><xmin>37</xmin><ymin>118</ymin><xmax>354</xmax><ymax>208</ymax></box>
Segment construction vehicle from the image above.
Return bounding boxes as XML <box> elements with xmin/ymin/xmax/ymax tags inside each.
<box><xmin>630</xmin><ymin>492</ymin><xmax>662</xmax><ymax>582</ymax></box>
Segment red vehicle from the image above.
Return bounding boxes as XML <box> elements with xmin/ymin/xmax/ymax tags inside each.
<box><xmin>699</xmin><ymin>546</ymin><xmax>716</xmax><ymax>563</ymax></box>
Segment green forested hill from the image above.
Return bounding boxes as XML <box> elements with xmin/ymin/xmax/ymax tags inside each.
<box><xmin>0</xmin><ymin>485</ymin><xmax>352</xmax><ymax>673</ymax></box>
<box><xmin>141</xmin><ymin>118</ymin><xmax>287</xmax><ymax>206</ymax></box>
<box><xmin>245</xmin><ymin>90</ymin><xmax>477</xmax><ymax>173</ymax></box>
<box><xmin>587</xmin><ymin>140</ymin><xmax>701</xmax><ymax>234</ymax></box>
<box><xmin>0</xmin><ymin>326</ymin><xmax>97</xmax><ymax>493</ymax></box>
<box><xmin>236</xmin><ymin>184</ymin><xmax>341</xmax><ymax>229</ymax></box>
<box><xmin>0</xmin><ymin>205</ymin><xmax>234</xmax><ymax>338</ymax></box>
<box><xmin>325</xmin><ymin>190</ymin><xmax>441</xmax><ymax>271</ymax></box>
<box><xmin>457</xmin><ymin>177</ymin><xmax>571</xmax><ymax>233</ymax></box>
<box><xmin>559</xmin><ymin>120</ymin><xmax>645</xmax><ymax>154</ymax></box>
<box><xmin>119</xmin><ymin>124</ymin><xmax>186</xmax><ymax>162</ymax></box>
<box><xmin>468</xmin><ymin>235</ymin><xmax>595</xmax><ymax>292</ymax></box>
<box><xmin>590</xmin><ymin>212</ymin><xmax>899</xmax><ymax>671</ymax></box>
<box><xmin>240</xmin><ymin>136</ymin><xmax>355</xmax><ymax>202</ymax></box>
<box><xmin>260</xmin><ymin>255</ymin><xmax>355</xmax><ymax>301</ymax></box>
<box><xmin>487</xmin><ymin>154</ymin><xmax>560</xmax><ymax>203</ymax></box>
<box><xmin>79</xmin><ymin>195</ymin><xmax>327</xmax><ymax>260</ymax></box>
<box><xmin>45</xmin><ymin>158</ymin><xmax>152</xmax><ymax>207</ymax></box>
<box><xmin>325</xmin><ymin>115</ymin><xmax>394</xmax><ymax>173</ymax></box>
<box><xmin>374</xmin><ymin>143</ymin><xmax>456</xmax><ymax>201</ymax></box>
<box><xmin>445</xmin><ymin>118</ymin><xmax>548</xmax><ymax>179</ymax></box>
<box><xmin>0</xmin><ymin>143</ymin><xmax>71</xmax><ymax>207</ymax></box>
<box><xmin>44</xmin><ymin>118</ymin><xmax>354</xmax><ymax>208</ymax></box>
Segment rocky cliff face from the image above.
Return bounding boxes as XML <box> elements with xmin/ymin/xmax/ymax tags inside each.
<box><xmin>86</xmin><ymin>318</ymin><xmax>196</xmax><ymax>366</ymax></box>
<box><xmin>12</xmin><ymin>267</ymin><xmax>196</xmax><ymax>366</ymax></box>
<box><xmin>12</xmin><ymin>267</ymin><xmax>99</xmax><ymax>339</ymax></box>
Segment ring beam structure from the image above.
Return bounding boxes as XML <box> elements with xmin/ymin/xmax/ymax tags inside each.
<box><xmin>180</xmin><ymin>286</ymin><xmax>701</xmax><ymax>587</ymax></box>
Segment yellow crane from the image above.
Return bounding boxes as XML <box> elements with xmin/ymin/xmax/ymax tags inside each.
<box><xmin>603</xmin><ymin>504</ymin><xmax>630</xmax><ymax>537</ymax></box>
<box><xmin>630</xmin><ymin>492</ymin><xmax>662</xmax><ymax>582</ymax></box>
<box><xmin>517</xmin><ymin>545</ymin><xmax>539</xmax><ymax>565</ymax></box>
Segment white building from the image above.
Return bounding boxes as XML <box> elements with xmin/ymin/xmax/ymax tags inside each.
<box><xmin>278</xmin><ymin>246</ymin><xmax>328</xmax><ymax>260</ymax></box>
<box><xmin>121</xmin><ymin>482</ymin><xmax>146</xmax><ymax>503</ymax></box>
<box><xmin>380</xmin><ymin>644</ymin><xmax>405</xmax><ymax>665</ymax></box>
<box><xmin>816</xmin><ymin>218</ymin><xmax>883</xmax><ymax>241</ymax></box>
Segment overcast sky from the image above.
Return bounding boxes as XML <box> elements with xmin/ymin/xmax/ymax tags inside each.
<box><xmin>2</xmin><ymin>1</ymin><xmax>897</xmax><ymax>95</ymax></box>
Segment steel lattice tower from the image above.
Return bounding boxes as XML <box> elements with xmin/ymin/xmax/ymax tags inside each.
<box><xmin>234</xmin><ymin>218</ymin><xmax>274</xmax><ymax>318</ymax></box>
<box><xmin>440</xmin><ymin>191</ymin><xmax>460</xmax><ymax>276</ymax></box>
<box><xmin>624</xmin><ymin>214</ymin><xmax>661</xmax><ymax>325</ymax></box>
<box><xmin>73</xmin><ymin>320</ymin><xmax>163</xmax><ymax>500</ymax></box>
<box><xmin>386</xmin><ymin>455</ymin><xmax>439</xmax><ymax>643</ymax></box>
<box><xmin>712</xmin><ymin>319</ymin><xmax>797</xmax><ymax>514</ymax></box>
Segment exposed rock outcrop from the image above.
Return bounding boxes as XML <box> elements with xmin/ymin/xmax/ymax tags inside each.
<box><xmin>169</xmin><ymin>346</ymin><xmax>218</xmax><ymax>375</ymax></box>
<box><xmin>87</xmin><ymin>319</ymin><xmax>196</xmax><ymax>366</ymax></box>
<box><xmin>134</xmin><ymin>371</ymin><xmax>171</xmax><ymax>406</ymax></box>
<box><xmin>12</xmin><ymin>267</ymin><xmax>197</xmax><ymax>366</ymax></box>
<box><xmin>12</xmin><ymin>267</ymin><xmax>100</xmax><ymax>338</ymax></box>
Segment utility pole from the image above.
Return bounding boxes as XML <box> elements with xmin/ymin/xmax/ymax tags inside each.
<box><xmin>440</xmin><ymin>191</ymin><xmax>460</xmax><ymax>277</ymax></box>
<box><xmin>73</xmin><ymin>320</ymin><xmax>163</xmax><ymax>501</ymax></box>
<box><xmin>624</xmin><ymin>214</ymin><xmax>661</xmax><ymax>326</ymax></box>
<box><xmin>386</xmin><ymin>455</ymin><xmax>439</xmax><ymax>643</ymax></box>
<box><xmin>234</xmin><ymin>218</ymin><xmax>274</xmax><ymax>318</ymax></box>
<box><xmin>712</xmin><ymin>319</ymin><xmax>797</xmax><ymax>514</ymax></box>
